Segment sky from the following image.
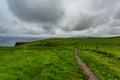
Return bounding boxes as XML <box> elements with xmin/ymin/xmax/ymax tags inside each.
<box><xmin>0</xmin><ymin>0</ymin><xmax>120</xmax><ymax>37</ymax></box>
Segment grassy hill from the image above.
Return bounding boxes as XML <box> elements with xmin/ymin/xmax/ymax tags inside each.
<box><xmin>0</xmin><ymin>38</ymin><xmax>120</xmax><ymax>80</ymax></box>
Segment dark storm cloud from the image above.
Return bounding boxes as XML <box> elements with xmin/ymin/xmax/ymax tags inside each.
<box><xmin>0</xmin><ymin>0</ymin><xmax>120</xmax><ymax>36</ymax></box>
<box><xmin>62</xmin><ymin>14</ymin><xmax>96</xmax><ymax>31</ymax></box>
<box><xmin>7</xmin><ymin>0</ymin><xmax>64</xmax><ymax>23</ymax></box>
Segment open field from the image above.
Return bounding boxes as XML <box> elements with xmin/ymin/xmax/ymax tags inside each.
<box><xmin>77</xmin><ymin>38</ymin><xmax>120</xmax><ymax>80</ymax></box>
<box><xmin>0</xmin><ymin>38</ymin><xmax>120</xmax><ymax>80</ymax></box>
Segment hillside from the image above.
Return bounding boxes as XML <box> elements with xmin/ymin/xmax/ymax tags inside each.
<box><xmin>0</xmin><ymin>38</ymin><xmax>120</xmax><ymax>80</ymax></box>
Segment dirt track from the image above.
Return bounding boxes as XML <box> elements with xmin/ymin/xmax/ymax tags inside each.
<box><xmin>74</xmin><ymin>50</ymin><xmax>99</xmax><ymax>80</ymax></box>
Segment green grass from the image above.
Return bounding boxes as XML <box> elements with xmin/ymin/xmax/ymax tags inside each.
<box><xmin>0</xmin><ymin>39</ymin><xmax>87</xmax><ymax>80</ymax></box>
<box><xmin>0</xmin><ymin>38</ymin><xmax>120</xmax><ymax>80</ymax></box>
<box><xmin>77</xmin><ymin>38</ymin><xmax>120</xmax><ymax>80</ymax></box>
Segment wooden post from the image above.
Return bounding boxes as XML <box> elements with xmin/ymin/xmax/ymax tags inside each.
<box><xmin>96</xmin><ymin>42</ymin><xmax>98</xmax><ymax>51</ymax></box>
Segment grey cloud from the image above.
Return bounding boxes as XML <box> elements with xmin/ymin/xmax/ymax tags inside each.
<box><xmin>1</xmin><ymin>0</ymin><xmax>120</xmax><ymax>36</ymax></box>
<box><xmin>0</xmin><ymin>26</ymin><xmax>7</xmax><ymax>33</ymax></box>
<box><xmin>13</xmin><ymin>23</ymin><xmax>56</xmax><ymax>35</ymax></box>
<box><xmin>62</xmin><ymin>14</ymin><xmax>95</xmax><ymax>31</ymax></box>
<box><xmin>7</xmin><ymin>0</ymin><xmax>64</xmax><ymax>23</ymax></box>
<box><xmin>60</xmin><ymin>0</ymin><xmax>120</xmax><ymax>35</ymax></box>
<box><xmin>91</xmin><ymin>0</ymin><xmax>119</xmax><ymax>10</ymax></box>
<box><xmin>114</xmin><ymin>8</ymin><xmax>120</xmax><ymax>19</ymax></box>
<box><xmin>109</xmin><ymin>28</ymin><xmax>120</xmax><ymax>35</ymax></box>
<box><xmin>72</xmin><ymin>15</ymin><xmax>95</xmax><ymax>31</ymax></box>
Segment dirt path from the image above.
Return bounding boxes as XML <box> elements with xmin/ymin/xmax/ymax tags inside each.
<box><xmin>74</xmin><ymin>50</ymin><xmax>99</xmax><ymax>80</ymax></box>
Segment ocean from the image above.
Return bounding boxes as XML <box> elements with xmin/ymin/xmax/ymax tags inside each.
<box><xmin>0</xmin><ymin>36</ymin><xmax>46</xmax><ymax>46</ymax></box>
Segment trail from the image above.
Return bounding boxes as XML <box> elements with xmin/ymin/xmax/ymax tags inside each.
<box><xmin>74</xmin><ymin>50</ymin><xmax>99</xmax><ymax>80</ymax></box>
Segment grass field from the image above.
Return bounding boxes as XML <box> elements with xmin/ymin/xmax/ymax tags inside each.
<box><xmin>77</xmin><ymin>38</ymin><xmax>120</xmax><ymax>80</ymax></box>
<box><xmin>0</xmin><ymin>38</ymin><xmax>120</xmax><ymax>80</ymax></box>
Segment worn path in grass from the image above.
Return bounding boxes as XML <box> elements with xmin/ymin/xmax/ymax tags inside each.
<box><xmin>74</xmin><ymin>50</ymin><xmax>99</xmax><ymax>80</ymax></box>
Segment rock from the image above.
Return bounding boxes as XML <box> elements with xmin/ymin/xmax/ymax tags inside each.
<box><xmin>15</xmin><ymin>42</ymin><xmax>26</xmax><ymax>46</ymax></box>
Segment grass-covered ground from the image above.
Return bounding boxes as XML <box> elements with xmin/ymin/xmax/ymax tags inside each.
<box><xmin>76</xmin><ymin>38</ymin><xmax>120</xmax><ymax>80</ymax></box>
<box><xmin>0</xmin><ymin>38</ymin><xmax>120</xmax><ymax>80</ymax></box>
<box><xmin>0</xmin><ymin>38</ymin><xmax>87</xmax><ymax>80</ymax></box>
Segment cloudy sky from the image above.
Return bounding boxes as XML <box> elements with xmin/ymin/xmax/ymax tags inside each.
<box><xmin>0</xmin><ymin>0</ymin><xmax>120</xmax><ymax>37</ymax></box>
